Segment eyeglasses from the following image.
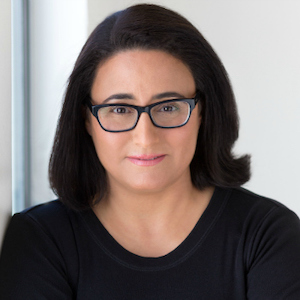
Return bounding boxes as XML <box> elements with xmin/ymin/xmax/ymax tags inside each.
<box><xmin>88</xmin><ymin>96</ymin><xmax>199</xmax><ymax>133</ymax></box>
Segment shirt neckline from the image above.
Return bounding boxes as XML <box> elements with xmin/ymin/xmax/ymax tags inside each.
<box><xmin>80</xmin><ymin>187</ymin><xmax>231</xmax><ymax>271</ymax></box>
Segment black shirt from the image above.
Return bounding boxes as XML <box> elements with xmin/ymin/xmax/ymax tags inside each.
<box><xmin>1</xmin><ymin>187</ymin><xmax>300</xmax><ymax>299</ymax></box>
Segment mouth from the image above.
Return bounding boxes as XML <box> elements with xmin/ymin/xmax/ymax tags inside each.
<box><xmin>127</xmin><ymin>154</ymin><xmax>166</xmax><ymax>166</ymax></box>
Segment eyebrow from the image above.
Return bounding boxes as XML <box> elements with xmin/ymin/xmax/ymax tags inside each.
<box><xmin>102</xmin><ymin>91</ymin><xmax>186</xmax><ymax>104</ymax></box>
<box><xmin>102</xmin><ymin>93</ymin><xmax>134</xmax><ymax>103</ymax></box>
<box><xmin>152</xmin><ymin>92</ymin><xmax>185</xmax><ymax>100</ymax></box>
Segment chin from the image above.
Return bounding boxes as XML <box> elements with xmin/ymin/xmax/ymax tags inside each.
<box><xmin>121</xmin><ymin>176</ymin><xmax>172</xmax><ymax>194</ymax></box>
<box><xmin>129</xmin><ymin>181</ymin><xmax>167</xmax><ymax>193</ymax></box>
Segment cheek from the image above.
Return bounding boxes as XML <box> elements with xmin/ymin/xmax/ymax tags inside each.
<box><xmin>184</xmin><ymin>116</ymin><xmax>201</xmax><ymax>157</ymax></box>
<box><xmin>91</xmin><ymin>128</ymin><xmax>127</xmax><ymax>165</ymax></box>
<box><xmin>170</xmin><ymin>119</ymin><xmax>200</xmax><ymax>159</ymax></box>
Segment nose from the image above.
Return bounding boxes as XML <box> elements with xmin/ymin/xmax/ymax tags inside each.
<box><xmin>132</xmin><ymin>112</ymin><xmax>160</xmax><ymax>147</ymax></box>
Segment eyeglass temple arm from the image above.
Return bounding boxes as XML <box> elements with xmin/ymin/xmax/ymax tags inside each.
<box><xmin>86</xmin><ymin>99</ymin><xmax>95</xmax><ymax>115</ymax></box>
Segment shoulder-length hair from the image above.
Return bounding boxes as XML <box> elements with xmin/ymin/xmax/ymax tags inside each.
<box><xmin>49</xmin><ymin>4</ymin><xmax>250</xmax><ymax>210</ymax></box>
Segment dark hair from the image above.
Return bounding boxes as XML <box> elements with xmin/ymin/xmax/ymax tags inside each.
<box><xmin>49</xmin><ymin>4</ymin><xmax>250</xmax><ymax>210</ymax></box>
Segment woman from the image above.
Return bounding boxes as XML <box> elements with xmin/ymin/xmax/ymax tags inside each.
<box><xmin>1</xmin><ymin>4</ymin><xmax>300</xmax><ymax>299</ymax></box>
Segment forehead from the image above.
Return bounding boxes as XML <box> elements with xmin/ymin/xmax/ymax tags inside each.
<box><xmin>91</xmin><ymin>49</ymin><xmax>196</xmax><ymax>103</ymax></box>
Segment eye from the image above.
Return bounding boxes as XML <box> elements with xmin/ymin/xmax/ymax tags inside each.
<box><xmin>154</xmin><ymin>102</ymin><xmax>181</xmax><ymax>113</ymax></box>
<box><xmin>110</xmin><ymin>106</ymin><xmax>134</xmax><ymax>114</ymax></box>
<box><xmin>160</xmin><ymin>105</ymin><xmax>178</xmax><ymax>112</ymax></box>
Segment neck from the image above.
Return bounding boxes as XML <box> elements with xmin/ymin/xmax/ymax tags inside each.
<box><xmin>92</xmin><ymin>176</ymin><xmax>214</xmax><ymax>257</ymax></box>
<box><xmin>96</xmin><ymin>171</ymin><xmax>199</xmax><ymax>220</ymax></box>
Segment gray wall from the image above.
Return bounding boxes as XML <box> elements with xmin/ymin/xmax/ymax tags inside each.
<box><xmin>0</xmin><ymin>0</ymin><xmax>12</xmax><ymax>244</ymax></box>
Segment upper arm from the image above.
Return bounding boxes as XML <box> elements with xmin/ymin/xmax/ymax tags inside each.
<box><xmin>0</xmin><ymin>213</ymin><xmax>74</xmax><ymax>300</ymax></box>
<box><xmin>246</xmin><ymin>207</ymin><xmax>300</xmax><ymax>299</ymax></box>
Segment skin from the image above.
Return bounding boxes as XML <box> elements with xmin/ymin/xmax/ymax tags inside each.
<box><xmin>86</xmin><ymin>49</ymin><xmax>214</xmax><ymax>257</ymax></box>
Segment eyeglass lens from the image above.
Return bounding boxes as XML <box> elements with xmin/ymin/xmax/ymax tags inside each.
<box><xmin>97</xmin><ymin>100</ymin><xmax>191</xmax><ymax>132</ymax></box>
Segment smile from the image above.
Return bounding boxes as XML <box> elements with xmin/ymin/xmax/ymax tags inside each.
<box><xmin>127</xmin><ymin>155</ymin><xmax>166</xmax><ymax>166</ymax></box>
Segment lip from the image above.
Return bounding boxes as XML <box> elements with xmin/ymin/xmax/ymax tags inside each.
<box><xmin>127</xmin><ymin>154</ymin><xmax>166</xmax><ymax>166</ymax></box>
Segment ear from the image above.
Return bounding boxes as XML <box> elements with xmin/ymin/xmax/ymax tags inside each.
<box><xmin>83</xmin><ymin>106</ymin><xmax>92</xmax><ymax>136</ymax></box>
<box><xmin>197</xmin><ymin>102</ymin><xmax>202</xmax><ymax>128</ymax></box>
<box><xmin>198</xmin><ymin>113</ymin><xmax>202</xmax><ymax>128</ymax></box>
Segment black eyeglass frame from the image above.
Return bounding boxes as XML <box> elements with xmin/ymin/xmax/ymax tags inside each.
<box><xmin>87</xmin><ymin>96</ymin><xmax>200</xmax><ymax>133</ymax></box>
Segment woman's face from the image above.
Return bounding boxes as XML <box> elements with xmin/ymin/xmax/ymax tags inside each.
<box><xmin>87</xmin><ymin>49</ymin><xmax>201</xmax><ymax>194</ymax></box>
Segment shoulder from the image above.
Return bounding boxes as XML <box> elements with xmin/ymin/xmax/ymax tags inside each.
<box><xmin>215</xmin><ymin>187</ymin><xmax>300</xmax><ymax>254</ymax></box>
<box><xmin>222</xmin><ymin>187</ymin><xmax>300</xmax><ymax>260</ymax></box>
<box><xmin>9</xmin><ymin>200</ymin><xmax>74</xmax><ymax>240</ymax></box>
<box><xmin>228</xmin><ymin>186</ymin><xmax>289</xmax><ymax>208</ymax></box>
<box><xmin>1</xmin><ymin>200</ymin><xmax>79</xmax><ymax>261</ymax></box>
<box><xmin>2</xmin><ymin>200</ymin><xmax>82</xmax><ymax>268</ymax></box>
<box><xmin>223</xmin><ymin>188</ymin><xmax>300</xmax><ymax>298</ymax></box>
<box><xmin>21</xmin><ymin>199</ymin><xmax>69</xmax><ymax>219</ymax></box>
<box><xmin>222</xmin><ymin>186</ymin><xmax>299</xmax><ymax>222</ymax></box>
<box><xmin>0</xmin><ymin>200</ymin><xmax>79</xmax><ymax>296</ymax></box>
<box><xmin>19</xmin><ymin>200</ymin><xmax>71</xmax><ymax>228</ymax></box>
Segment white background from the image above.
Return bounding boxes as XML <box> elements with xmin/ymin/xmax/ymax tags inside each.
<box><xmin>1</xmin><ymin>0</ymin><xmax>300</xmax><ymax>244</ymax></box>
